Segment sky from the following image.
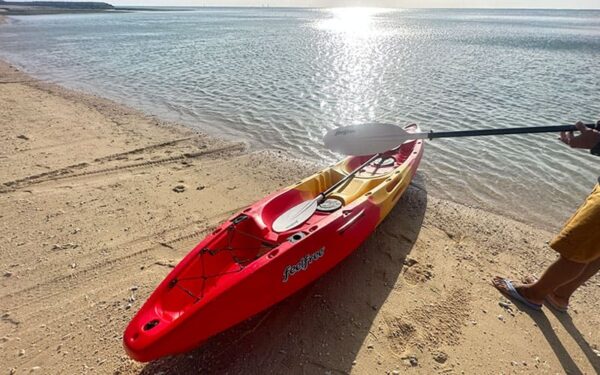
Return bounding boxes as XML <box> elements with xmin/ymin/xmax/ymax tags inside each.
<box><xmin>24</xmin><ymin>0</ymin><xmax>600</xmax><ymax>9</ymax></box>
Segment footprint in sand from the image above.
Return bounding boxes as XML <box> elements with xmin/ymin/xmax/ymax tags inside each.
<box><xmin>402</xmin><ymin>260</ymin><xmax>434</xmax><ymax>285</ymax></box>
<box><xmin>384</xmin><ymin>288</ymin><xmax>471</xmax><ymax>355</ymax></box>
<box><xmin>385</xmin><ymin>319</ymin><xmax>418</xmax><ymax>354</ymax></box>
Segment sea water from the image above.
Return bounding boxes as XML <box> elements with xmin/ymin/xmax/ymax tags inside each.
<box><xmin>1</xmin><ymin>8</ymin><xmax>599</xmax><ymax>229</ymax></box>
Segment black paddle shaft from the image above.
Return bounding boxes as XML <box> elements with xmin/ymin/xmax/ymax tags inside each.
<box><xmin>427</xmin><ymin>122</ymin><xmax>600</xmax><ymax>140</ymax></box>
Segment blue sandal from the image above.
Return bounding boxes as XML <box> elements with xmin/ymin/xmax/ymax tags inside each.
<box><xmin>494</xmin><ymin>278</ymin><xmax>543</xmax><ymax>311</ymax></box>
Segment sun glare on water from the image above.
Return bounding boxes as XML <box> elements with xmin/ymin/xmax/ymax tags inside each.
<box><xmin>313</xmin><ymin>8</ymin><xmax>399</xmax><ymax>129</ymax></box>
<box><xmin>318</xmin><ymin>7</ymin><xmax>393</xmax><ymax>37</ymax></box>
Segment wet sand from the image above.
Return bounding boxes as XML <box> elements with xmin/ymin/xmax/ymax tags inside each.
<box><xmin>0</xmin><ymin>60</ymin><xmax>598</xmax><ymax>374</ymax></box>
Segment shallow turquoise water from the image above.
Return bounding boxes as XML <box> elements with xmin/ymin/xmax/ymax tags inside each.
<box><xmin>1</xmin><ymin>8</ymin><xmax>599</xmax><ymax>229</ymax></box>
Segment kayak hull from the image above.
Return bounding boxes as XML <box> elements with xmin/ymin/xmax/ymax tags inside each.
<box><xmin>124</xmin><ymin>125</ymin><xmax>424</xmax><ymax>362</ymax></box>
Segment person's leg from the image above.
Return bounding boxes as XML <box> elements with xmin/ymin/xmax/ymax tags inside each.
<box><xmin>494</xmin><ymin>183</ymin><xmax>600</xmax><ymax>309</ymax></box>
<box><xmin>549</xmin><ymin>255</ymin><xmax>600</xmax><ymax>307</ymax></box>
<box><xmin>493</xmin><ymin>255</ymin><xmax>587</xmax><ymax>305</ymax></box>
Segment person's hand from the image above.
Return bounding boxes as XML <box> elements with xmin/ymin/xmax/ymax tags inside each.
<box><xmin>559</xmin><ymin>121</ymin><xmax>600</xmax><ymax>150</ymax></box>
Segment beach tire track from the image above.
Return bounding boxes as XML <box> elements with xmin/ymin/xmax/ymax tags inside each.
<box><xmin>0</xmin><ymin>224</ymin><xmax>220</xmax><ymax>365</ymax></box>
<box><xmin>92</xmin><ymin>136</ymin><xmax>198</xmax><ymax>163</ymax></box>
<box><xmin>4</xmin><ymin>270</ymin><xmax>165</xmax><ymax>370</ymax></box>
<box><xmin>0</xmin><ymin>142</ymin><xmax>246</xmax><ymax>193</ymax></box>
<box><xmin>0</xmin><ymin>80</ymin><xmax>36</xmax><ymax>84</ymax></box>
<box><xmin>0</xmin><ymin>225</ymin><xmax>210</xmax><ymax>304</ymax></box>
<box><xmin>1</xmin><ymin>134</ymin><xmax>193</xmax><ymax>159</ymax></box>
<box><xmin>1</xmin><ymin>209</ymin><xmax>250</xmax><ymax>366</ymax></box>
<box><xmin>1</xmin><ymin>205</ymin><xmax>245</xmax><ymax>306</ymax></box>
<box><xmin>5</xmin><ymin>261</ymin><xmax>166</xmax><ymax>329</ymax></box>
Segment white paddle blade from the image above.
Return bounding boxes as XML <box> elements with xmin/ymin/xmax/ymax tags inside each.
<box><xmin>272</xmin><ymin>199</ymin><xmax>319</xmax><ymax>233</ymax></box>
<box><xmin>324</xmin><ymin>123</ymin><xmax>424</xmax><ymax>156</ymax></box>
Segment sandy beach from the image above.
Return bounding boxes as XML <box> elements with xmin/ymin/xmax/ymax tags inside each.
<box><xmin>0</xmin><ymin>59</ymin><xmax>599</xmax><ymax>375</ymax></box>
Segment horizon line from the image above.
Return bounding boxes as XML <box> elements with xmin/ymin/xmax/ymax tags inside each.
<box><xmin>115</xmin><ymin>4</ymin><xmax>600</xmax><ymax>10</ymax></box>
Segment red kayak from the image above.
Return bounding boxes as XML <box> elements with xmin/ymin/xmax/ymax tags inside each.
<box><xmin>123</xmin><ymin>124</ymin><xmax>424</xmax><ymax>362</ymax></box>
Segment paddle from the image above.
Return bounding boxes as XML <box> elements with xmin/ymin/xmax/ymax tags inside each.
<box><xmin>324</xmin><ymin>122</ymin><xmax>600</xmax><ymax>156</ymax></box>
<box><xmin>272</xmin><ymin>152</ymin><xmax>383</xmax><ymax>233</ymax></box>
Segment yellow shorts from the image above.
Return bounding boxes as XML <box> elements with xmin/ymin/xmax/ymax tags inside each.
<box><xmin>550</xmin><ymin>184</ymin><xmax>600</xmax><ymax>263</ymax></box>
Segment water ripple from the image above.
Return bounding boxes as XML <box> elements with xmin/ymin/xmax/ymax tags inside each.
<box><xmin>1</xmin><ymin>8</ymin><xmax>599</xmax><ymax>229</ymax></box>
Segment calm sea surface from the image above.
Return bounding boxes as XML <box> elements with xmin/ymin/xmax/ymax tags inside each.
<box><xmin>1</xmin><ymin>8</ymin><xmax>599</xmax><ymax>229</ymax></box>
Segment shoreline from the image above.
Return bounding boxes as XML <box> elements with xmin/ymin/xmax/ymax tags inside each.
<box><xmin>2</xmin><ymin>8</ymin><xmax>595</xmax><ymax>234</ymax></box>
<box><xmin>0</xmin><ymin>40</ymin><xmax>586</xmax><ymax>234</ymax></box>
<box><xmin>1</xmin><ymin>61</ymin><xmax>599</xmax><ymax>374</ymax></box>
<box><xmin>0</xmin><ymin>51</ymin><xmax>566</xmax><ymax>233</ymax></box>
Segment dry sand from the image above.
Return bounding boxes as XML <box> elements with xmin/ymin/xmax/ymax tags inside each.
<box><xmin>0</xmin><ymin>60</ymin><xmax>598</xmax><ymax>375</ymax></box>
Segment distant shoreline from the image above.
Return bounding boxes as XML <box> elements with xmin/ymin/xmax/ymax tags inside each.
<box><xmin>0</xmin><ymin>8</ymin><xmax>195</xmax><ymax>16</ymax></box>
<box><xmin>0</xmin><ymin>0</ymin><xmax>192</xmax><ymax>16</ymax></box>
<box><xmin>0</xmin><ymin>9</ymin><xmax>114</xmax><ymax>15</ymax></box>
